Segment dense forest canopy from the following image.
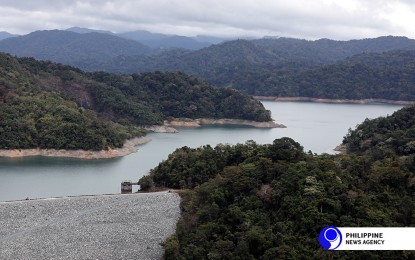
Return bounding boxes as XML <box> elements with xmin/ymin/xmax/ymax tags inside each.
<box><xmin>2</xmin><ymin>33</ymin><xmax>415</xmax><ymax>100</ymax></box>
<box><xmin>342</xmin><ymin>105</ymin><xmax>415</xmax><ymax>157</ymax></box>
<box><xmin>139</xmin><ymin>105</ymin><xmax>415</xmax><ymax>259</ymax></box>
<box><xmin>89</xmin><ymin>71</ymin><xmax>272</xmax><ymax>122</ymax></box>
<box><xmin>0</xmin><ymin>52</ymin><xmax>271</xmax><ymax>150</ymax></box>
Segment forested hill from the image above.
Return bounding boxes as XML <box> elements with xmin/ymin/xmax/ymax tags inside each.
<box><xmin>342</xmin><ymin>105</ymin><xmax>415</xmax><ymax>157</ymax></box>
<box><xmin>139</xmin><ymin>106</ymin><xmax>415</xmax><ymax>259</ymax></box>
<box><xmin>0</xmin><ymin>30</ymin><xmax>152</xmax><ymax>66</ymax></box>
<box><xmin>0</xmin><ymin>52</ymin><xmax>271</xmax><ymax>150</ymax></box>
<box><xmin>2</xmin><ymin>34</ymin><xmax>415</xmax><ymax>100</ymax></box>
<box><xmin>68</xmin><ymin>35</ymin><xmax>415</xmax><ymax>74</ymax></box>
<box><xmin>130</xmin><ymin>45</ymin><xmax>415</xmax><ymax>100</ymax></box>
<box><xmin>3</xmin><ymin>34</ymin><xmax>414</xmax><ymax>73</ymax></box>
<box><xmin>246</xmin><ymin>50</ymin><xmax>415</xmax><ymax>100</ymax></box>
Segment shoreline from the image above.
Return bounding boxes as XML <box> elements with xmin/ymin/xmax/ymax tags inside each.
<box><xmin>144</xmin><ymin>125</ymin><xmax>178</xmax><ymax>133</ymax></box>
<box><xmin>0</xmin><ymin>117</ymin><xmax>285</xmax><ymax>159</ymax></box>
<box><xmin>253</xmin><ymin>96</ymin><xmax>415</xmax><ymax>105</ymax></box>
<box><xmin>0</xmin><ymin>136</ymin><xmax>152</xmax><ymax>160</ymax></box>
<box><xmin>165</xmin><ymin>118</ymin><xmax>286</xmax><ymax>128</ymax></box>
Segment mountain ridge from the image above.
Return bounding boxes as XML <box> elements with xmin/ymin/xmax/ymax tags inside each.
<box><xmin>0</xmin><ymin>31</ymin><xmax>17</xmax><ymax>41</ymax></box>
<box><xmin>2</xmin><ymin>32</ymin><xmax>415</xmax><ymax>101</ymax></box>
<box><xmin>0</xmin><ymin>30</ymin><xmax>152</xmax><ymax>65</ymax></box>
<box><xmin>65</xmin><ymin>27</ymin><xmax>216</xmax><ymax>50</ymax></box>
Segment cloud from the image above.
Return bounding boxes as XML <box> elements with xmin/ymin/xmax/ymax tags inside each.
<box><xmin>0</xmin><ymin>0</ymin><xmax>413</xmax><ymax>39</ymax></box>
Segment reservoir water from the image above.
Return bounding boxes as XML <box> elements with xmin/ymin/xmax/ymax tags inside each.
<box><xmin>0</xmin><ymin>101</ymin><xmax>404</xmax><ymax>201</ymax></box>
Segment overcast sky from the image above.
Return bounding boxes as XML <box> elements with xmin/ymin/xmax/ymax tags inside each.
<box><xmin>0</xmin><ymin>0</ymin><xmax>414</xmax><ymax>40</ymax></box>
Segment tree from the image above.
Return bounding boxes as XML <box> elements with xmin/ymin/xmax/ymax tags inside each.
<box><xmin>138</xmin><ymin>175</ymin><xmax>154</xmax><ymax>191</ymax></box>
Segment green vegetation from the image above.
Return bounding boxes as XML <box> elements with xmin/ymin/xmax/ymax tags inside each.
<box><xmin>85</xmin><ymin>37</ymin><xmax>415</xmax><ymax>101</ymax></box>
<box><xmin>162</xmin><ymin>47</ymin><xmax>415</xmax><ymax>100</ymax></box>
<box><xmin>343</xmin><ymin>105</ymin><xmax>415</xmax><ymax>157</ymax></box>
<box><xmin>0</xmin><ymin>95</ymin><xmax>141</xmax><ymax>150</ymax></box>
<box><xmin>82</xmin><ymin>37</ymin><xmax>415</xmax><ymax>101</ymax></box>
<box><xmin>3</xmin><ymin>34</ymin><xmax>415</xmax><ymax>101</ymax></box>
<box><xmin>90</xmin><ymin>71</ymin><xmax>271</xmax><ymax>122</ymax></box>
<box><xmin>0</xmin><ymin>52</ymin><xmax>271</xmax><ymax>150</ymax></box>
<box><xmin>100</xmin><ymin>39</ymin><xmax>415</xmax><ymax>101</ymax></box>
<box><xmin>139</xmin><ymin>106</ymin><xmax>415</xmax><ymax>259</ymax></box>
<box><xmin>0</xmin><ymin>53</ymin><xmax>143</xmax><ymax>150</ymax></box>
<box><xmin>247</xmin><ymin>50</ymin><xmax>415</xmax><ymax>100</ymax></box>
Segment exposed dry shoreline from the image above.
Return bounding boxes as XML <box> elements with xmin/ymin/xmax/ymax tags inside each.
<box><xmin>165</xmin><ymin>118</ymin><xmax>286</xmax><ymax>128</ymax></box>
<box><xmin>0</xmin><ymin>117</ymin><xmax>284</xmax><ymax>159</ymax></box>
<box><xmin>254</xmin><ymin>96</ymin><xmax>415</xmax><ymax>105</ymax></box>
<box><xmin>143</xmin><ymin>125</ymin><xmax>178</xmax><ymax>133</ymax></box>
<box><xmin>0</xmin><ymin>136</ymin><xmax>151</xmax><ymax>159</ymax></box>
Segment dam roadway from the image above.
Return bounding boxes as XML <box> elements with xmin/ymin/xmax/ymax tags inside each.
<box><xmin>0</xmin><ymin>192</ymin><xmax>181</xmax><ymax>260</ymax></box>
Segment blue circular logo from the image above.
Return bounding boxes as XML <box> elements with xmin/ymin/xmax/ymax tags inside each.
<box><xmin>318</xmin><ymin>226</ymin><xmax>342</xmax><ymax>250</ymax></box>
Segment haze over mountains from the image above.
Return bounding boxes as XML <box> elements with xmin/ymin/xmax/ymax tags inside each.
<box><xmin>0</xmin><ymin>31</ymin><xmax>17</xmax><ymax>41</ymax></box>
<box><xmin>0</xmin><ymin>27</ymin><xmax>226</xmax><ymax>51</ymax></box>
<box><xmin>1</xmin><ymin>28</ymin><xmax>415</xmax><ymax>101</ymax></box>
<box><xmin>67</xmin><ymin>27</ymin><xmax>233</xmax><ymax>48</ymax></box>
<box><xmin>0</xmin><ymin>30</ymin><xmax>152</xmax><ymax>66</ymax></box>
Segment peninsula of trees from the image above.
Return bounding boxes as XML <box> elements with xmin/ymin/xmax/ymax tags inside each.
<box><xmin>139</xmin><ymin>105</ymin><xmax>415</xmax><ymax>259</ymax></box>
<box><xmin>0</xmin><ymin>52</ymin><xmax>271</xmax><ymax>151</ymax></box>
<box><xmin>342</xmin><ymin>105</ymin><xmax>415</xmax><ymax>157</ymax></box>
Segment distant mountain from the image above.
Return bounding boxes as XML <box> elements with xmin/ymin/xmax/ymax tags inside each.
<box><xmin>2</xmin><ymin>32</ymin><xmax>415</xmax><ymax>101</ymax></box>
<box><xmin>66</xmin><ymin>27</ymin><xmax>212</xmax><ymax>49</ymax></box>
<box><xmin>257</xmin><ymin>49</ymin><xmax>415</xmax><ymax>100</ymax></box>
<box><xmin>117</xmin><ymin>30</ymin><xmax>168</xmax><ymax>41</ymax></box>
<box><xmin>252</xmin><ymin>36</ymin><xmax>415</xmax><ymax>64</ymax></box>
<box><xmin>96</xmin><ymin>39</ymin><xmax>304</xmax><ymax>74</ymax></box>
<box><xmin>66</xmin><ymin>26</ymin><xmax>114</xmax><ymax>35</ymax></box>
<box><xmin>141</xmin><ymin>35</ymin><xmax>212</xmax><ymax>50</ymax></box>
<box><xmin>342</xmin><ymin>49</ymin><xmax>415</xmax><ymax>68</ymax></box>
<box><xmin>65</xmin><ymin>27</ymin><xmax>232</xmax><ymax>47</ymax></box>
<box><xmin>193</xmin><ymin>35</ymin><xmax>234</xmax><ymax>44</ymax></box>
<box><xmin>0</xmin><ymin>30</ymin><xmax>152</xmax><ymax>66</ymax></box>
<box><xmin>117</xmin><ymin>30</ymin><xmax>212</xmax><ymax>50</ymax></box>
<box><xmin>95</xmin><ymin>36</ymin><xmax>415</xmax><ymax>94</ymax></box>
<box><xmin>99</xmin><ymin>35</ymin><xmax>415</xmax><ymax>71</ymax></box>
<box><xmin>0</xmin><ymin>31</ymin><xmax>17</xmax><ymax>41</ymax></box>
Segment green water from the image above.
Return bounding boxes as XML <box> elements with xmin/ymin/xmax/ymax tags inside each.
<box><xmin>0</xmin><ymin>101</ymin><xmax>404</xmax><ymax>201</ymax></box>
